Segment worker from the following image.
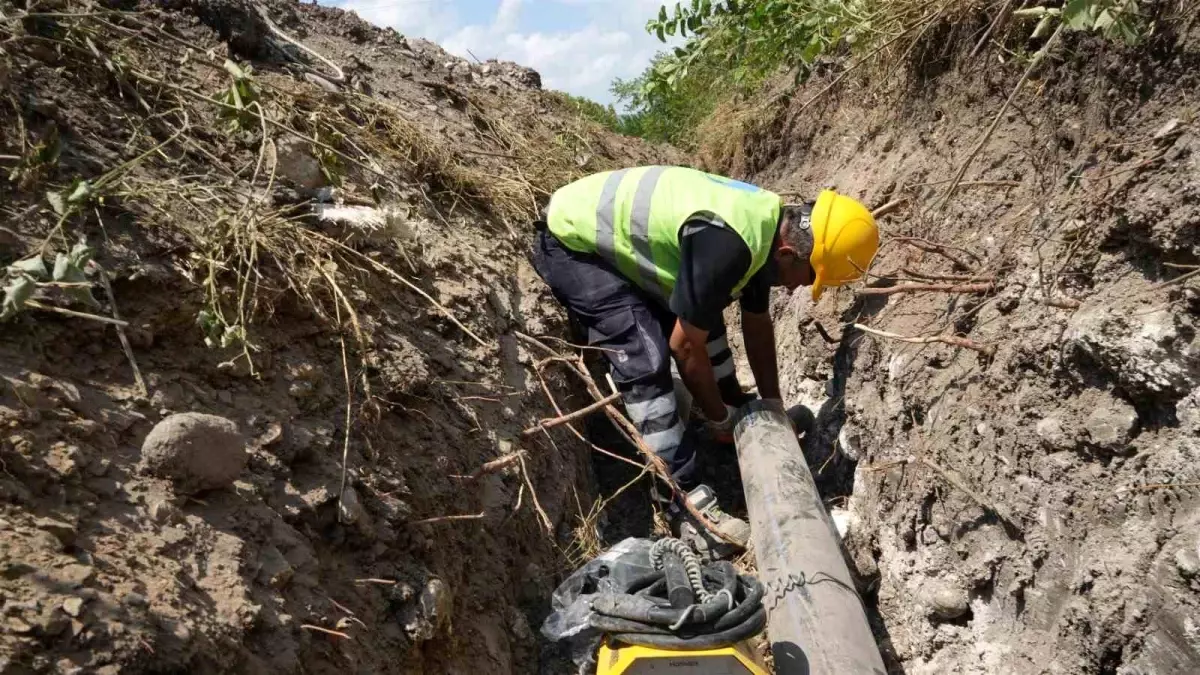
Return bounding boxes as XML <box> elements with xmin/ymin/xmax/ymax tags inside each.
<box><xmin>531</xmin><ymin>166</ymin><xmax>878</xmax><ymax>552</ymax></box>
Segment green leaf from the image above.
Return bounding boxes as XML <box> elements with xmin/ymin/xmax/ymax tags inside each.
<box><xmin>8</xmin><ymin>256</ymin><xmax>48</xmax><ymax>280</ymax></box>
<box><xmin>46</xmin><ymin>190</ymin><xmax>66</xmax><ymax>216</ymax></box>
<box><xmin>656</xmin><ymin>25</ymin><xmax>666</xmax><ymax>42</ymax></box>
<box><xmin>68</xmin><ymin>242</ymin><xmax>94</xmax><ymax>269</ymax></box>
<box><xmin>1</xmin><ymin>276</ymin><xmax>34</xmax><ymax>320</ymax></box>
<box><xmin>223</xmin><ymin>59</ymin><xmax>247</xmax><ymax>81</ymax></box>
<box><xmin>1063</xmin><ymin>0</ymin><xmax>1095</xmax><ymax>30</ymax></box>
<box><xmin>658</xmin><ymin>5</ymin><xmax>668</xmax><ymax>23</ymax></box>
<box><xmin>66</xmin><ymin>179</ymin><xmax>92</xmax><ymax>205</ymax></box>
<box><xmin>1032</xmin><ymin>14</ymin><xmax>1055</xmax><ymax>39</ymax></box>
<box><xmin>52</xmin><ymin>253</ymin><xmax>74</xmax><ymax>282</ymax></box>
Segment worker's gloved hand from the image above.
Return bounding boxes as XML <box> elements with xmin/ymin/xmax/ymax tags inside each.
<box><xmin>704</xmin><ymin>404</ymin><xmax>738</xmax><ymax>445</ymax></box>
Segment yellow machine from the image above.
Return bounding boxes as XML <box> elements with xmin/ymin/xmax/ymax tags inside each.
<box><xmin>597</xmin><ymin>642</ymin><xmax>770</xmax><ymax>675</ymax></box>
<box><xmin>543</xmin><ymin>537</ymin><xmax>771</xmax><ymax>675</ymax></box>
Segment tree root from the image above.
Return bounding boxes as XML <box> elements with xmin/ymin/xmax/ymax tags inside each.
<box><xmin>852</xmin><ymin>323</ymin><xmax>996</xmax><ymax>356</ymax></box>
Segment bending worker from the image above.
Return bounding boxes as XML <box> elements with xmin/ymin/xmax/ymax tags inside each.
<box><xmin>531</xmin><ymin>166</ymin><xmax>878</xmax><ymax>550</ymax></box>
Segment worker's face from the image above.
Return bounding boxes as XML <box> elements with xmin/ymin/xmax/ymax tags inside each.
<box><xmin>775</xmin><ymin>246</ymin><xmax>815</xmax><ymax>291</ymax></box>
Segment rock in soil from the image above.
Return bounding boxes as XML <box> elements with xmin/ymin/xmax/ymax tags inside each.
<box><xmin>139</xmin><ymin>412</ymin><xmax>247</xmax><ymax>493</ymax></box>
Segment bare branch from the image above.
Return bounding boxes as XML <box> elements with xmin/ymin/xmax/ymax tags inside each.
<box><xmin>853</xmin><ymin>323</ymin><xmax>996</xmax><ymax>356</ymax></box>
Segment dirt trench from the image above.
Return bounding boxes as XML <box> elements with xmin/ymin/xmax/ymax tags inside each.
<box><xmin>715</xmin><ymin>13</ymin><xmax>1200</xmax><ymax>675</ymax></box>
<box><xmin>0</xmin><ymin>1</ymin><xmax>674</xmax><ymax>673</ymax></box>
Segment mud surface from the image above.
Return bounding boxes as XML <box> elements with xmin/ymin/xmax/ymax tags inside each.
<box><xmin>0</xmin><ymin>1</ymin><xmax>673</xmax><ymax>673</ymax></box>
<box><xmin>716</xmin><ymin>14</ymin><xmax>1200</xmax><ymax>675</ymax></box>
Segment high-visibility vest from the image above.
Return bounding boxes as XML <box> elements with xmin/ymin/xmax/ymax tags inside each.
<box><xmin>546</xmin><ymin>166</ymin><xmax>781</xmax><ymax>303</ymax></box>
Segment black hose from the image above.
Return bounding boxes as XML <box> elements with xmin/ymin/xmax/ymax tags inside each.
<box><xmin>588</xmin><ymin>552</ymin><xmax>766</xmax><ymax>650</ymax></box>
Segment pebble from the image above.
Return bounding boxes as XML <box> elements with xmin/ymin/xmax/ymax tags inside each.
<box><xmin>139</xmin><ymin>412</ymin><xmax>247</xmax><ymax>494</ymax></box>
<box><xmin>53</xmin><ymin>563</ymin><xmax>95</xmax><ymax>587</ymax></box>
<box><xmin>121</xmin><ymin>592</ymin><xmax>148</xmax><ymax>608</ymax></box>
<box><xmin>148</xmin><ymin>499</ymin><xmax>179</xmax><ymax>524</ymax></box>
<box><xmin>61</xmin><ymin>597</ymin><xmax>86</xmax><ymax>618</ymax></box>
<box><xmin>1175</xmin><ymin>543</ymin><xmax>1200</xmax><ymax>579</ymax></box>
<box><xmin>35</xmin><ymin>517</ymin><xmax>77</xmax><ymax>547</ymax></box>
<box><xmin>84</xmin><ymin>477</ymin><xmax>121</xmax><ymax>498</ymax></box>
<box><xmin>925</xmin><ymin>583</ymin><xmax>970</xmax><ymax>620</ymax></box>
<box><xmin>1035</xmin><ymin>417</ymin><xmax>1070</xmax><ymax>450</ymax></box>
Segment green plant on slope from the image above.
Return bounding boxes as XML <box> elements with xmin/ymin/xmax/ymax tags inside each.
<box><xmin>218</xmin><ymin>60</ymin><xmax>261</xmax><ymax>132</ymax></box>
<box><xmin>1015</xmin><ymin>0</ymin><xmax>1146</xmax><ymax>44</ymax></box>
<box><xmin>616</xmin><ymin>0</ymin><xmax>1156</xmax><ymax>147</ymax></box>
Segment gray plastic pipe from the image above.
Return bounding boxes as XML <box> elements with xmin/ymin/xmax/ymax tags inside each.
<box><xmin>734</xmin><ymin>401</ymin><xmax>886</xmax><ymax>675</ymax></box>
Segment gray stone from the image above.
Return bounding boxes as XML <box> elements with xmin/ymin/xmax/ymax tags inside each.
<box><xmin>35</xmin><ymin>517</ymin><xmax>77</xmax><ymax>547</ymax></box>
<box><xmin>404</xmin><ymin>577</ymin><xmax>451</xmax><ymax>642</ymax></box>
<box><xmin>1036</xmin><ymin>417</ymin><xmax>1070</xmax><ymax>450</ymax></box>
<box><xmin>121</xmin><ymin>592</ymin><xmax>148</xmax><ymax>608</ymax></box>
<box><xmin>52</xmin><ymin>564</ymin><xmax>95</xmax><ymax>587</ymax></box>
<box><xmin>61</xmin><ymin>597</ymin><xmax>86</xmax><ymax>618</ymax></box>
<box><xmin>1152</xmin><ymin>118</ymin><xmax>1182</xmax><ymax>140</ymax></box>
<box><xmin>339</xmin><ymin>486</ymin><xmax>366</xmax><ymax>525</ymax></box>
<box><xmin>139</xmin><ymin>413</ymin><xmax>246</xmax><ymax>494</ymax></box>
<box><xmin>1178</xmin><ymin>391</ymin><xmax>1199</xmax><ymax>435</ymax></box>
<box><xmin>148</xmin><ymin>499</ymin><xmax>179</xmax><ymax>524</ymax></box>
<box><xmin>275</xmin><ymin>136</ymin><xmax>328</xmax><ymax>190</ymax></box>
<box><xmin>1084</xmin><ymin>398</ymin><xmax>1138</xmax><ymax>451</ymax></box>
<box><xmin>256</xmin><ymin>545</ymin><xmax>293</xmax><ymax>589</ymax></box>
<box><xmin>1065</xmin><ymin>307</ymin><xmax>1199</xmax><ymax>398</ymax></box>
<box><xmin>84</xmin><ymin>477</ymin><xmax>120</xmax><ymax>498</ymax></box>
<box><xmin>923</xmin><ymin>582</ymin><xmax>970</xmax><ymax>621</ymax></box>
<box><xmin>1175</xmin><ymin>543</ymin><xmax>1200</xmax><ymax>579</ymax></box>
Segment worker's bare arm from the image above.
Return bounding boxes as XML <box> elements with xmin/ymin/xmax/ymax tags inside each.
<box><xmin>669</xmin><ymin>318</ymin><xmax>726</xmax><ymax>420</ymax></box>
<box><xmin>741</xmin><ymin>310</ymin><xmax>782</xmax><ymax>402</ymax></box>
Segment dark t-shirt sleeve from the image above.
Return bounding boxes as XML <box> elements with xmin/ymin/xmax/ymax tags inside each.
<box><xmin>669</xmin><ymin>221</ymin><xmax>755</xmax><ymax>331</ymax></box>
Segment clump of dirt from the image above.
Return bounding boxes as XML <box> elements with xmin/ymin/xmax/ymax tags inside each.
<box><xmin>714</xmin><ymin>8</ymin><xmax>1200</xmax><ymax>674</ymax></box>
<box><xmin>0</xmin><ymin>1</ymin><xmax>675</xmax><ymax>673</ymax></box>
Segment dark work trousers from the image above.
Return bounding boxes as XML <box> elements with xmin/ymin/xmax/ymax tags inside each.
<box><xmin>531</xmin><ymin>228</ymin><xmax>743</xmax><ymax>490</ymax></box>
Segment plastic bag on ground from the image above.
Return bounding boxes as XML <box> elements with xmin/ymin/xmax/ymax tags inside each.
<box><xmin>540</xmin><ymin>537</ymin><xmax>656</xmax><ymax>674</ymax></box>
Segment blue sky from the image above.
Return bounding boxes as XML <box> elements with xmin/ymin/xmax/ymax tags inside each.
<box><xmin>323</xmin><ymin>0</ymin><xmax>674</xmax><ymax>105</ymax></box>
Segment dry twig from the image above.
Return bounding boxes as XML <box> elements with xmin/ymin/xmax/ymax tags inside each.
<box><xmin>871</xmin><ymin>198</ymin><xmax>908</xmax><ymax>219</ymax></box>
<box><xmin>452</xmin><ymin>451</ymin><xmax>525</xmax><ymax>480</ymax></box>
<box><xmin>521</xmin><ymin>392</ymin><xmax>622</xmax><ymax>437</ymax></box>
<box><xmin>857</xmin><ymin>282</ymin><xmax>996</xmax><ymax>296</ymax></box>
<box><xmin>1116</xmin><ymin>482</ymin><xmax>1200</xmax><ymax>494</ymax></box>
<box><xmin>891</xmin><ymin>236</ymin><xmax>981</xmax><ymax>270</ymax></box>
<box><xmin>519</xmin><ymin>454</ymin><xmax>553</xmax><ymax>534</ymax></box>
<box><xmin>24</xmin><ymin>300</ymin><xmax>130</xmax><ymax>326</ymax></box>
<box><xmin>96</xmin><ymin>266</ymin><xmax>148</xmax><ymax>397</ymax></box>
<box><xmin>300</xmin><ymin>625</ymin><xmax>352</xmax><ymax>640</ymax></box>
<box><xmin>853</xmin><ymin>323</ymin><xmax>996</xmax><ymax>356</ymax></box>
<box><xmin>409</xmin><ymin>512</ymin><xmax>486</xmax><ymax>526</ymax></box>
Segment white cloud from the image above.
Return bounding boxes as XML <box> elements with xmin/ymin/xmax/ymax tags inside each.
<box><xmin>332</xmin><ymin>0</ymin><xmax>676</xmax><ymax>104</ymax></box>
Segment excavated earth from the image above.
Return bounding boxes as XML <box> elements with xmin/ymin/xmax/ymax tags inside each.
<box><xmin>4</xmin><ymin>1</ymin><xmax>1200</xmax><ymax>674</ymax></box>
<box><xmin>0</xmin><ymin>1</ymin><xmax>673</xmax><ymax>673</ymax></box>
<box><xmin>712</xmin><ymin>9</ymin><xmax>1200</xmax><ymax>675</ymax></box>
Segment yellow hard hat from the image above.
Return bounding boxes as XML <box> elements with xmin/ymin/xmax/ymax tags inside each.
<box><xmin>809</xmin><ymin>189</ymin><xmax>879</xmax><ymax>302</ymax></box>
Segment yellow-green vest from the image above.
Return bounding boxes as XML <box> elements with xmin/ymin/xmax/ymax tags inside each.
<box><xmin>546</xmin><ymin>166</ymin><xmax>781</xmax><ymax>302</ymax></box>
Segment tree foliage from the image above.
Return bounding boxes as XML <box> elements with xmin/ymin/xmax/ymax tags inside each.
<box><xmin>614</xmin><ymin>0</ymin><xmax>1154</xmax><ymax>148</ymax></box>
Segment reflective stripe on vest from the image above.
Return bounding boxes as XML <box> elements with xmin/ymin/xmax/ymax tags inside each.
<box><xmin>548</xmin><ymin>166</ymin><xmax>781</xmax><ymax>303</ymax></box>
